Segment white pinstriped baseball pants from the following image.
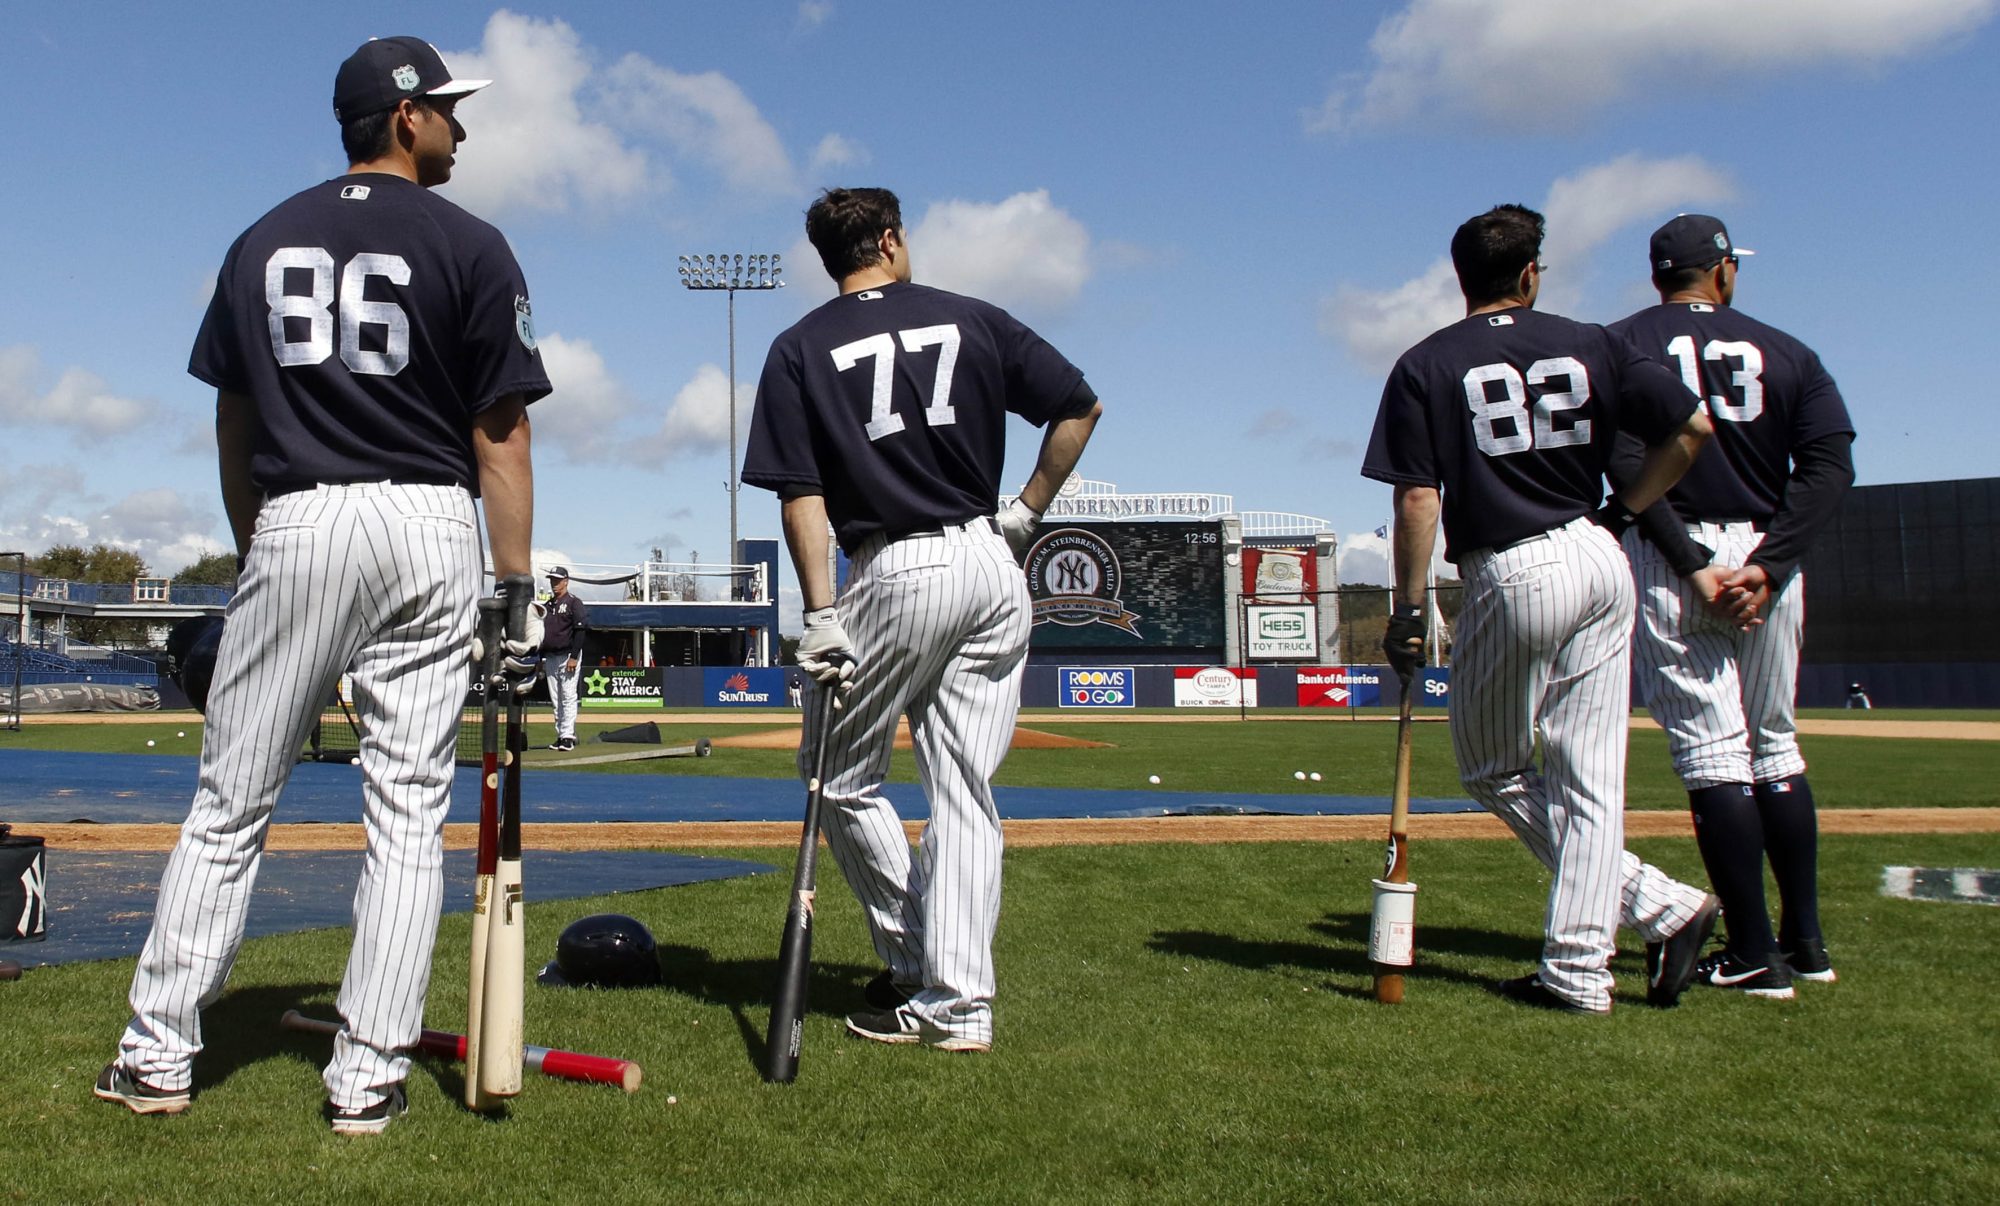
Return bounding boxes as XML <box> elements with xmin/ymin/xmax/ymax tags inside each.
<box><xmin>118</xmin><ymin>483</ymin><xmax>480</xmax><ymax>1109</ymax></box>
<box><xmin>1452</xmin><ymin>518</ymin><xmax>1709</xmax><ymax>1010</ymax></box>
<box><xmin>1626</xmin><ymin>523</ymin><xmax>1808</xmax><ymax>788</ymax></box>
<box><xmin>802</xmin><ymin>519</ymin><xmax>1028</xmax><ymax>1046</ymax></box>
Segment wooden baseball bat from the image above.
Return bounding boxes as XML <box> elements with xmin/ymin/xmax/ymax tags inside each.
<box><xmin>1373</xmin><ymin>673</ymin><xmax>1418</xmax><ymax>1004</ymax></box>
<box><xmin>464</xmin><ymin>596</ymin><xmax>507</xmax><ymax>1110</ymax></box>
<box><xmin>762</xmin><ymin>678</ymin><xmax>843</xmax><ymax>1084</ymax></box>
<box><xmin>281</xmin><ymin>1011</ymin><xmax>640</xmax><ymax>1093</ymax></box>
<box><xmin>473</xmin><ymin>575</ymin><xmax>535</xmax><ymax>1104</ymax></box>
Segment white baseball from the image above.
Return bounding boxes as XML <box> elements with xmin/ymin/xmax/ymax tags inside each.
<box><xmin>1147</xmin><ymin>774</ymin><xmax>1161</xmax><ymax>785</ymax></box>
<box><xmin>146</xmin><ymin>739</ymin><xmax>156</xmax><ymax>747</ymax></box>
<box><xmin>1293</xmin><ymin>770</ymin><xmax>1306</xmax><ymax>780</ymax></box>
<box><xmin>1309</xmin><ymin>772</ymin><xmax>1323</xmax><ymax>782</ymax></box>
<box><xmin>177</xmin><ymin>731</ymin><xmax>187</xmax><ymax>738</ymax></box>
<box><xmin>350</xmin><ymin>757</ymin><xmax>362</xmax><ymax>766</ymax></box>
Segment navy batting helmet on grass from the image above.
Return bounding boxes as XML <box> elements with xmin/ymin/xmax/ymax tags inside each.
<box><xmin>537</xmin><ymin>913</ymin><xmax>662</xmax><ymax>987</ymax></box>
<box><xmin>166</xmin><ymin>616</ymin><xmax>226</xmax><ymax>714</ymax></box>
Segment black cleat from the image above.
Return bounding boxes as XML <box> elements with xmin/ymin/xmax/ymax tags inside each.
<box><xmin>328</xmin><ymin>1084</ymin><xmax>407</xmax><ymax>1135</ymax></box>
<box><xmin>1646</xmin><ymin>894</ymin><xmax>1720</xmax><ymax>1007</ymax></box>
<box><xmin>93</xmin><ymin>1063</ymin><xmax>191</xmax><ymax>1115</ymax></box>
<box><xmin>1494</xmin><ymin>973</ymin><xmax>1608</xmax><ymax>1015</ymax></box>
<box><xmin>1782</xmin><ymin>940</ymin><xmax>1837</xmax><ymax>984</ymax></box>
<box><xmin>1697</xmin><ymin>951</ymin><xmax>1796</xmax><ymax>999</ymax></box>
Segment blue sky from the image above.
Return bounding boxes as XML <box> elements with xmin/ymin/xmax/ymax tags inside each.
<box><xmin>3</xmin><ymin>1</ymin><xmax>1994</xmax><ymax>625</ymax></box>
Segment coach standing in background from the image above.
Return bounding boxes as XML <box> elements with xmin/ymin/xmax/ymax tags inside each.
<box><xmin>1609</xmin><ymin>215</ymin><xmax>1855</xmax><ymax>998</ymax></box>
<box><xmin>743</xmin><ymin>187</ymin><xmax>1101</xmax><ymax>1053</ymax></box>
<box><xmin>96</xmin><ymin>36</ymin><xmax>547</xmax><ymax>1134</ymax></box>
<box><xmin>540</xmin><ymin>566</ymin><xmax>588</xmax><ymax>751</ymax></box>
<box><xmin>1362</xmin><ymin>204</ymin><xmax>1720</xmax><ymax>1015</ymax></box>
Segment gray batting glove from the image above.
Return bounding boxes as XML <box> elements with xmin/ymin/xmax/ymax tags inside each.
<box><xmin>995</xmin><ymin>496</ymin><xmax>1041</xmax><ymax>555</ymax></box>
<box><xmin>797</xmin><ymin>607</ymin><xmax>858</xmax><ymax>695</ymax></box>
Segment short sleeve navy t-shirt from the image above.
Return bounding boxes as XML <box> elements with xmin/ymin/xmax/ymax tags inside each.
<box><xmin>189</xmin><ymin>174</ymin><xmax>552</xmax><ymax>495</ymax></box>
<box><xmin>1361</xmin><ymin>307</ymin><xmax>1697</xmax><ymax>561</ymax></box>
<box><xmin>742</xmin><ymin>281</ymin><xmax>1087</xmax><ymax>552</ymax></box>
<box><xmin>1608</xmin><ymin>302</ymin><xmax>1854</xmax><ymax>521</ymax></box>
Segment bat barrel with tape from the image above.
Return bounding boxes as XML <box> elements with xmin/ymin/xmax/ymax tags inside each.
<box><xmin>762</xmin><ymin>673</ymin><xmax>844</xmax><ymax>1084</ymax></box>
<box><xmin>464</xmin><ymin>597</ymin><xmax>507</xmax><ymax>1109</ymax></box>
<box><xmin>282</xmin><ymin>1011</ymin><xmax>641</xmax><ymax>1093</ymax></box>
<box><xmin>1371</xmin><ymin>672</ymin><xmax>1420</xmax><ymax>1004</ymax></box>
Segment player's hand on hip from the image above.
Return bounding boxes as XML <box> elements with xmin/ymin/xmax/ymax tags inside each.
<box><xmin>1382</xmin><ymin>606</ymin><xmax>1425</xmax><ymax>682</ymax></box>
<box><xmin>995</xmin><ymin>496</ymin><xmax>1042</xmax><ymax>556</ymax></box>
<box><xmin>798</xmin><ymin>607</ymin><xmax>859</xmax><ymax>695</ymax></box>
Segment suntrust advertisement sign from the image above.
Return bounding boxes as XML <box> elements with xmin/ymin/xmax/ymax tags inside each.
<box><xmin>1059</xmin><ymin>666</ymin><xmax>1134</xmax><ymax>708</ymax></box>
<box><xmin>580</xmin><ymin>667</ymin><xmax>664</xmax><ymax>709</ymax></box>
<box><xmin>703</xmin><ymin>667</ymin><xmax>788</xmax><ymax>707</ymax></box>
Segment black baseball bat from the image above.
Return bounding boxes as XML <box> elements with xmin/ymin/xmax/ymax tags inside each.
<box><xmin>762</xmin><ymin>677</ymin><xmax>843</xmax><ymax>1084</ymax></box>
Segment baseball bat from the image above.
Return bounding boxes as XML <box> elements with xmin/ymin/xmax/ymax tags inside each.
<box><xmin>473</xmin><ymin>574</ymin><xmax>535</xmax><ymax>1105</ymax></box>
<box><xmin>761</xmin><ymin>676</ymin><xmax>844</xmax><ymax>1084</ymax></box>
<box><xmin>1372</xmin><ymin>673</ymin><xmax>1419</xmax><ymax>1004</ymax></box>
<box><xmin>281</xmin><ymin>1011</ymin><xmax>640</xmax><ymax>1093</ymax></box>
<box><xmin>464</xmin><ymin>596</ymin><xmax>508</xmax><ymax>1110</ymax></box>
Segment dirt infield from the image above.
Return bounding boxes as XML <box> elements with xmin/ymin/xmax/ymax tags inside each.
<box><xmin>34</xmin><ymin>807</ymin><xmax>1999</xmax><ymax>853</ymax></box>
<box><xmin>712</xmin><ymin>721</ymin><xmax>1107</xmax><ymax>751</ymax></box>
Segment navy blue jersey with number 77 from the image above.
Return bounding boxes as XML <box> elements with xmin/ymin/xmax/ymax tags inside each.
<box><xmin>743</xmin><ymin>281</ymin><xmax>1087</xmax><ymax>553</ymax></box>
<box><xmin>1361</xmin><ymin>306</ymin><xmax>1696</xmax><ymax>562</ymax></box>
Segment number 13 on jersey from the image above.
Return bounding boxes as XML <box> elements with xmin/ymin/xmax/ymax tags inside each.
<box><xmin>831</xmin><ymin>324</ymin><xmax>962</xmax><ymax>441</ymax></box>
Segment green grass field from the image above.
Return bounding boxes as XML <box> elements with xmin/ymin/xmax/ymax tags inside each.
<box><xmin>6</xmin><ymin>710</ymin><xmax>1996</xmax><ymax>810</ymax></box>
<box><xmin>4</xmin><ymin>835</ymin><xmax>1996</xmax><ymax>1203</ymax></box>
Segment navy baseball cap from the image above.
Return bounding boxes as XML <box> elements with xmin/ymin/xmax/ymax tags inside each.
<box><xmin>1650</xmin><ymin>214</ymin><xmax>1755</xmax><ymax>271</ymax></box>
<box><xmin>546</xmin><ymin>566</ymin><xmax>571</xmax><ymax>580</ymax></box>
<box><xmin>333</xmin><ymin>36</ymin><xmax>490</xmax><ymax>122</ymax></box>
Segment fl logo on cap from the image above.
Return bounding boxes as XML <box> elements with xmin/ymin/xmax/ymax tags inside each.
<box><xmin>392</xmin><ymin>64</ymin><xmax>421</xmax><ymax>92</ymax></box>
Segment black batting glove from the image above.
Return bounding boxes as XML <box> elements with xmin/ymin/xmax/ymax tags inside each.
<box><xmin>1383</xmin><ymin>606</ymin><xmax>1425</xmax><ymax>682</ymax></box>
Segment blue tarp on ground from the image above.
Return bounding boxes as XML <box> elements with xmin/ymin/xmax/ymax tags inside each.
<box><xmin>0</xmin><ymin>749</ymin><xmax>1479</xmax><ymax>824</ymax></box>
<box><xmin>14</xmin><ymin>848</ymin><xmax>774</xmax><ymax>967</ymax></box>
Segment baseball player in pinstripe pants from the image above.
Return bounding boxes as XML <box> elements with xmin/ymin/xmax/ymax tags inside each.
<box><xmin>1363</xmin><ymin>205</ymin><xmax>1720</xmax><ymax>1014</ymax></box>
<box><xmin>96</xmin><ymin>37</ymin><xmax>547</xmax><ymax>1133</ymax></box>
<box><xmin>1610</xmin><ymin>215</ymin><xmax>1856</xmax><ymax>998</ymax></box>
<box><xmin>743</xmin><ymin>188</ymin><xmax>1102</xmax><ymax>1052</ymax></box>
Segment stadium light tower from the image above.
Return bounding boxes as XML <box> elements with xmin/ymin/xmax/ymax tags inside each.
<box><xmin>677</xmin><ymin>252</ymin><xmax>784</xmax><ymax>572</ymax></box>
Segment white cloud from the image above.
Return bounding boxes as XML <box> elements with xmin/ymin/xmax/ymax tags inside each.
<box><xmin>599</xmin><ymin>55</ymin><xmax>796</xmax><ymax>196</ymax></box>
<box><xmin>530</xmin><ymin>333</ymin><xmax>636</xmax><ymax>461</ymax></box>
<box><xmin>0</xmin><ymin>474</ymin><xmax>225</xmax><ymax>574</ymax></box>
<box><xmin>1337</xmin><ymin>531</ymin><xmax>1392</xmax><ymax>587</ymax></box>
<box><xmin>0</xmin><ymin>345</ymin><xmax>156</xmax><ymax>442</ymax></box>
<box><xmin>440</xmin><ymin>13</ymin><xmax>657</xmax><ymax>217</ymax></box>
<box><xmin>796</xmin><ymin>2</ymin><xmax>835</xmax><ymax>32</ymax></box>
<box><xmin>635</xmin><ymin>363</ymin><xmax>751</xmax><ymax>461</ymax></box>
<box><xmin>909</xmin><ymin>191</ymin><xmax>1093</xmax><ymax>312</ymax></box>
<box><xmin>1312</xmin><ymin>0</ymin><xmax>1998</xmax><ymax>131</ymax></box>
<box><xmin>808</xmin><ymin>132</ymin><xmax>868</xmax><ymax>174</ymax></box>
<box><xmin>1320</xmin><ymin>154</ymin><xmax>1733</xmax><ymax>371</ymax></box>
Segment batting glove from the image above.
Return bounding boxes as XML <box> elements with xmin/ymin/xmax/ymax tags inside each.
<box><xmin>995</xmin><ymin>496</ymin><xmax>1042</xmax><ymax>556</ymax></box>
<box><xmin>798</xmin><ymin>607</ymin><xmax>859</xmax><ymax>695</ymax></box>
<box><xmin>475</xmin><ymin>602</ymin><xmax>546</xmax><ymax>695</ymax></box>
<box><xmin>1382</xmin><ymin>606</ymin><xmax>1425</xmax><ymax>682</ymax></box>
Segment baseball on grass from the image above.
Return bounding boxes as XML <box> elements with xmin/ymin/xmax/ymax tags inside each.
<box><xmin>1293</xmin><ymin>770</ymin><xmax>1306</xmax><ymax>780</ymax></box>
<box><xmin>1309</xmin><ymin>772</ymin><xmax>1323</xmax><ymax>782</ymax></box>
<box><xmin>177</xmin><ymin>730</ymin><xmax>186</xmax><ymax>738</ymax></box>
<box><xmin>146</xmin><ymin>739</ymin><xmax>155</xmax><ymax>747</ymax></box>
<box><xmin>1147</xmin><ymin>774</ymin><xmax>1161</xmax><ymax>785</ymax></box>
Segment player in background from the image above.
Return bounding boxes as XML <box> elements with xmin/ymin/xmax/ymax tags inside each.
<box><xmin>1363</xmin><ymin>204</ymin><xmax>1720</xmax><ymax>1015</ymax></box>
<box><xmin>539</xmin><ymin>565</ymin><xmax>587</xmax><ymax>750</ymax></box>
<box><xmin>743</xmin><ymin>187</ymin><xmax>1101</xmax><ymax>1053</ymax></box>
<box><xmin>1609</xmin><ymin>215</ymin><xmax>1855</xmax><ymax>997</ymax></box>
<box><xmin>97</xmin><ymin>36</ymin><xmax>546</xmax><ymax>1132</ymax></box>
